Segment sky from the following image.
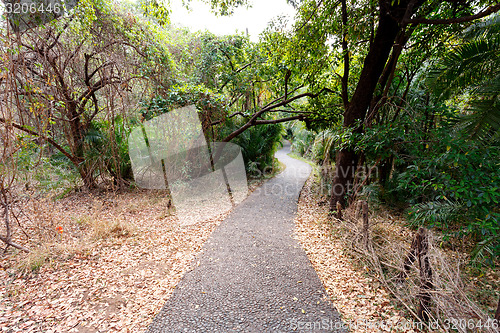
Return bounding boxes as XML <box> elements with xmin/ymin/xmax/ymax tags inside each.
<box><xmin>168</xmin><ymin>0</ymin><xmax>297</xmax><ymax>42</ymax></box>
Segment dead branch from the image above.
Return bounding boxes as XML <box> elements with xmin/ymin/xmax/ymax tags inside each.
<box><xmin>0</xmin><ymin>189</ymin><xmax>29</xmax><ymax>253</ymax></box>
<box><xmin>495</xmin><ymin>296</ymin><xmax>500</xmax><ymax>321</ymax></box>
<box><xmin>361</xmin><ymin>201</ymin><xmax>369</xmax><ymax>249</ymax></box>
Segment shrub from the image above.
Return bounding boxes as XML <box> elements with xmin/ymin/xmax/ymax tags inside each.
<box><xmin>355</xmin><ymin>105</ymin><xmax>500</xmax><ymax>263</ymax></box>
<box><xmin>231</xmin><ymin>123</ymin><xmax>283</xmax><ymax>175</ymax></box>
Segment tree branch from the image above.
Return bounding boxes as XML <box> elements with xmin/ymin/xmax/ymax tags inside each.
<box><xmin>268</xmin><ymin>109</ymin><xmax>314</xmax><ymax>114</ymax></box>
<box><xmin>404</xmin><ymin>3</ymin><xmax>500</xmax><ymax>25</ymax></box>
<box><xmin>218</xmin><ymin>61</ymin><xmax>254</xmax><ymax>92</ymax></box>
<box><xmin>341</xmin><ymin>0</ymin><xmax>349</xmax><ymax>109</ymax></box>
<box><xmin>31</xmin><ymin>45</ymin><xmax>73</xmax><ymax>103</ymax></box>
<box><xmin>261</xmin><ymin>85</ymin><xmax>303</xmax><ymax>110</ymax></box>
<box><xmin>78</xmin><ymin>77</ymin><xmax>122</xmax><ymax>103</ymax></box>
<box><xmin>222</xmin><ymin>87</ymin><xmax>333</xmax><ymax>142</ymax></box>
<box><xmin>263</xmin><ymin>87</ymin><xmax>334</xmax><ymax>112</ymax></box>
<box><xmin>46</xmin><ymin>17</ymin><xmax>73</xmax><ymax>51</ymax></box>
<box><xmin>284</xmin><ymin>69</ymin><xmax>291</xmax><ymax>101</ymax></box>
<box><xmin>254</xmin><ymin>115</ymin><xmax>305</xmax><ymax>124</ymax></box>
<box><xmin>295</xmin><ymin>0</ymin><xmax>330</xmax><ymax>32</ymax></box>
<box><xmin>210</xmin><ymin>111</ymin><xmax>248</xmax><ymax>126</ymax></box>
<box><xmin>0</xmin><ymin>118</ymin><xmax>79</xmax><ymax>166</ymax></box>
<box><xmin>0</xmin><ymin>235</ymin><xmax>29</xmax><ymax>252</ymax></box>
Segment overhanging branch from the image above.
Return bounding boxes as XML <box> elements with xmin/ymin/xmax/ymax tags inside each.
<box><xmin>404</xmin><ymin>3</ymin><xmax>500</xmax><ymax>25</ymax></box>
<box><xmin>222</xmin><ymin>87</ymin><xmax>334</xmax><ymax>142</ymax></box>
<box><xmin>254</xmin><ymin>115</ymin><xmax>304</xmax><ymax>125</ymax></box>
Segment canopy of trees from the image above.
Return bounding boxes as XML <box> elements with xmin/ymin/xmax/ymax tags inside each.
<box><xmin>1</xmin><ymin>0</ymin><xmax>499</xmax><ymax>259</ymax></box>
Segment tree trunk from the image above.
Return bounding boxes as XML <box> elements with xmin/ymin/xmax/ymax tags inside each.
<box><xmin>330</xmin><ymin>148</ymin><xmax>359</xmax><ymax>208</ymax></box>
<box><xmin>495</xmin><ymin>295</ymin><xmax>500</xmax><ymax>321</ymax></box>
<box><xmin>78</xmin><ymin>167</ymin><xmax>96</xmax><ymax>189</ymax></box>
<box><xmin>67</xmin><ymin>101</ymin><xmax>95</xmax><ymax>188</ymax></box>
<box><xmin>416</xmin><ymin>228</ymin><xmax>433</xmax><ymax>321</ymax></box>
<box><xmin>378</xmin><ymin>156</ymin><xmax>393</xmax><ymax>187</ymax></box>
<box><xmin>330</xmin><ymin>1</ymin><xmax>411</xmax><ymax>210</ymax></box>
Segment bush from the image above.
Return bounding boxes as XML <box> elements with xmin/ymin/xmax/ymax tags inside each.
<box><xmin>231</xmin><ymin>123</ymin><xmax>283</xmax><ymax>176</ymax></box>
<box><xmin>80</xmin><ymin>117</ymin><xmax>135</xmax><ymax>187</ymax></box>
<box><xmin>286</xmin><ymin>121</ymin><xmax>315</xmax><ymax>156</ymax></box>
<box><xmin>310</xmin><ymin>129</ymin><xmax>337</xmax><ymax>164</ymax></box>
<box><xmin>356</xmin><ymin>106</ymin><xmax>500</xmax><ymax>263</ymax></box>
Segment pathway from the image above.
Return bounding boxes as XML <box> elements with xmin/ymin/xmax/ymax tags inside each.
<box><xmin>147</xmin><ymin>142</ymin><xmax>344</xmax><ymax>332</ymax></box>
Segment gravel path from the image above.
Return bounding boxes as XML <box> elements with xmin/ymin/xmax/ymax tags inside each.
<box><xmin>147</xmin><ymin>143</ymin><xmax>345</xmax><ymax>332</ymax></box>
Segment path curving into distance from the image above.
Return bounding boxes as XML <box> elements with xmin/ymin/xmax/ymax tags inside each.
<box><xmin>147</xmin><ymin>142</ymin><xmax>345</xmax><ymax>332</ymax></box>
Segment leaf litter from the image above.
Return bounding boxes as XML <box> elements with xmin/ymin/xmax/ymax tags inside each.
<box><xmin>293</xmin><ymin>176</ymin><xmax>417</xmax><ymax>333</ymax></box>
<box><xmin>0</xmin><ymin>189</ymin><xmax>230</xmax><ymax>332</ymax></box>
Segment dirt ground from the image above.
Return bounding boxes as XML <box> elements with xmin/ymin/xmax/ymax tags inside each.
<box><xmin>1</xmin><ymin>170</ymin><xmax>497</xmax><ymax>332</ymax></box>
<box><xmin>0</xmin><ymin>188</ymin><xmax>231</xmax><ymax>332</ymax></box>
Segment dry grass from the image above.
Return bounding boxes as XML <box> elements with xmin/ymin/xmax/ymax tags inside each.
<box><xmin>294</xmin><ymin>174</ymin><xmax>414</xmax><ymax>333</ymax></box>
<box><xmin>295</xmin><ymin>169</ymin><xmax>499</xmax><ymax>332</ymax></box>
<box><xmin>0</xmin><ymin>188</ymin><xmax>230</xmax><ymax>332</ymax></box>
<box><xmin>336</xmin><ymin>201</ymin><xmax>499</xmax><ymax>332</ymax></box>
<box><xmin>87</xmin><ymin>215</ymin><xmax>136</xmax><ymax>240</ymax></box>
<box><xmin>16</xmin><ymin>245</ymin><xmax>50</xmax><ymax>274</ymax></box>
<box><xmin>16</xmin><ymin>240</ymin><xmax>92</xmax><ymax>275</ymax></box>
<box><xmin>11</xmin><ymin>195</ymin><xmax>138</xmax><ymax>275</ymax></box>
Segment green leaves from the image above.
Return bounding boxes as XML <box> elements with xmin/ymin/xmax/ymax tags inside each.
<box><xmin>231</xmin><ymin>122</ymin><xmax>282</xmax><ymax>173</ymax></box>
<box><xmin>426</xmin><ymin>13</ymin><xmax>500</xmax><ymax>143</ymax></box>
<box><xmin>139</xmin><ymin>0</ymin><xmax>170</xmax><ymax>26</ymax></box>
<box><xmin>357</xmin><ymin>98</ymin><xmax>499</xmax><ymax>261</ymax></box>
<box><xmin>403</xmin><ymin>136</ymin><xmax>500</xmax><ymax>253</ymax></box>
<box><xmin>202</xmin><ymin>0</ymin><xmax>248</xmax><ymax>16</ymax></box>
<box><xmin>427</xmin><ymin>37</ymin><xmax>500</xmax><ymax>100</ymax></box>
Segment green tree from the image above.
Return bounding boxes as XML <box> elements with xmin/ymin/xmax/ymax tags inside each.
<box><xmin>198</xmin><ymin>0</ymin><xmax>500</xmax><ymax>208</ymax></box>
<box><xmin>0</xmin><ymin>0</ymin><xmax>174</xmax><ymax>187</ymax></box>
<box><xmin>324</xmin><ymin>0</ymin><xmax>500</xmax><ymax>209</ymax></box>
<box><xmin>427</xmin><ymin>13</ymin><xmax>500</xmax><ymax>142</ymax></box>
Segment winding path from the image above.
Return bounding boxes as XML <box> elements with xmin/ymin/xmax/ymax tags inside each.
<box><xmin>147</xmin><ymin>143</ymin><xmax>344</xmax><ymax>332</ymax></box>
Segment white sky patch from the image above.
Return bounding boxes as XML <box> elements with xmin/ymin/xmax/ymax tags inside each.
<box><xmin>169</xmin><ymin>0</ymin><xmax>296</xmax><ymax>42</ymax></box>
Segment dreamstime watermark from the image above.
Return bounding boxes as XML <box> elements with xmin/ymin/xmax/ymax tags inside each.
<box><xmin>3</xmin><ymin>0</ymin><xmax>78</xmax><ymax>32</ymax></box>
<box><xmin>128</xmin><ymin>105</ymin><xmax>248</xmax><ymax>226</ymax></box>
<box><xmin>290</xmin><ymin>317</ymin><xmax>499</xmax><ymax>331</ymax></box>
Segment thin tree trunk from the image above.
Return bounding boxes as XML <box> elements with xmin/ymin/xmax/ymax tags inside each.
<box><xmin>330</xmin><ymin>148</ymin><xmax>358</xmax><ymax>209</ymax></box>
<box><xmin>67</xmin><ymin>101</ymin><xmax>96</xmax><ymax>188</ymax></box>
<box><xmin>495</xmin><ymin>296</ymin><xmax>500</xmax><ymax>321</ymax></box>
<box><xmin>340</xmin><ymin>0</ymin><xmax>349</xmax><ymax>109</ymax></box>
<box><xmin>416</xmin><ymin>228</ymin><xmax>433</xmax><ymax>321</ymax></box>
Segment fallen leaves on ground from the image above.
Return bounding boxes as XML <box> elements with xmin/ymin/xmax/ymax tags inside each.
<box><xmin>0</xmin><ymin>175</ymin><xmax>270</xmax><ymax>333</ymax></box>
<box><xmin>293</xmin><ymin>177</ymin><xmax>416</xmax><ymax>333</ymax></box>
<box><xmin>0</xmin><ymin>189</ymin><xmax>229</xmax><ymax>332</ymax></box>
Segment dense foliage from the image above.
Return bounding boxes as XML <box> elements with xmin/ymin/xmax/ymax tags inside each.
<box><xmin>285</xmin><ymin>9</ymin><xmax>500</xmax><ymax>263</ymax></box>
<box><xmin>1</xmin><ymin>0</ymin><xmax>499</xmax><ymax>263</ymax></box>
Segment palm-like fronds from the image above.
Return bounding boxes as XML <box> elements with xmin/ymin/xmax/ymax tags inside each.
<box><xmin>427</xmin><ymin>37</ymin><xmax>500</xmax><ymax>99</ymax></box>
<box><xmin>232</xmin><ymin>123</ymin><xmax>282</xmax><ymax>172</ymax></box>
<box><xmin>460</xmin><ymin>75</ymin><xmax>500</xmax><ymax>141</ymax></box>
<box><xmin>84</xmin><ymin>127</ymin><xmax>105</xmax><ymax>146</ymax></box>
<box><xmin>471</xmin><ymin>234</ymin><xmax>500</xmax><ymax>264</ymax></box>
<box><xmin>462</xmin><ymin>13</ymin><xmax>500</xmax><ymax>39</ymax></box>
<box><xmin>409</xmin><ymin>200</ymin><xmax>463</xmax><ymax>227</ymax></box>
<box><xmin>426</xmin><ymin>14</ymin><xmax>500</xmax><ymax>142</ymax></box>
<box><xmin>311</xmin><ymin>129</ymin><xmax>336</xmax><ymax>163</ymax></box>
